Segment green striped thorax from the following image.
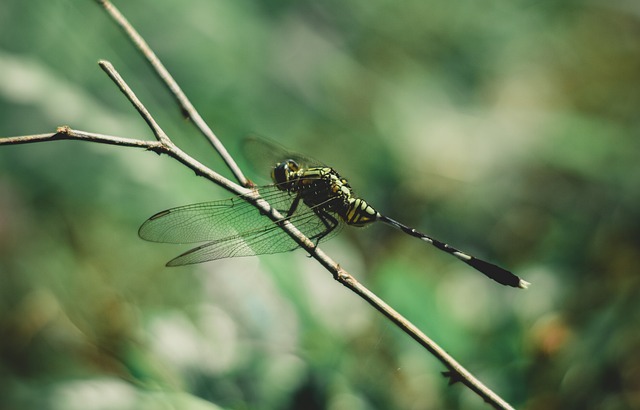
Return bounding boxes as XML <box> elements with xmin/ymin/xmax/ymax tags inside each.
<box><xmin>271</xmin><ymin>159</ymin><xmax>378</xmax><ymax>227</ymax></box>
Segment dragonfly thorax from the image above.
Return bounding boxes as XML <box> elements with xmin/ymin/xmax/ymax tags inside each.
<box><xmin>271</xmin><ymin>160</ymin><xmax>379</xmax><ymax>228</ymax></box>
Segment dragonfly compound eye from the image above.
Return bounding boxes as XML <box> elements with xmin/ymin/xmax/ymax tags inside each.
<box><xmin>271</xmin><ymin>159</ymin><xmax>300</xmax><ymax>186</ymax></box>
<box><xmin>286</xmin><ymin>159</ymin><xmax>300</xmax><ymax>172</ymax></box>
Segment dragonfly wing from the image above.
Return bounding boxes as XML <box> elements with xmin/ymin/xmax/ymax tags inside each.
<box><xmin>138</xmin><ymin>186</ymin><xmax>296</xmax><ymax>244</ymax></box>
<box><xmin>166</xmin><ymin>224</ymin><xmax>298</xmax><ymax>266</ymax></box>
<box><xmin>166</xmin><ymin>199</ymin><xmax>344</xmax><ymax>266</ymax></box>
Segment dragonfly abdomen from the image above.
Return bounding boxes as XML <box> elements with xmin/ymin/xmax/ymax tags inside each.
<box><xmin>344</xmin><ymin>197</ymin><xmax>378</xmax><ymax>227</ymax></box>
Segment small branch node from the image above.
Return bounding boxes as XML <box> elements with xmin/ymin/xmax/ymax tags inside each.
<box><xmin>336</xmin><ymin>266</ymin><xmax>352</xmax><ymax>282</ymax></box>
<box><xmin>147</xmin><ymin>145</ymin><xmax>165</xmax><ymax>155</ymax></box>
<box><xmin>442</xmin><ymin>370</ymin><xmax>463</xmax><ymax>386</ymax></box>
<box><xmin>56</xmin><ymin>125</ymin><xmax>71</xmax><ymax>134</ymax></box>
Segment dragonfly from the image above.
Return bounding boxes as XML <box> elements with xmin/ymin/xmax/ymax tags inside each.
<box><xmin>139</xmin><ymin>137</ymin><xmax>529</xmax><ymax>289</ymax></box>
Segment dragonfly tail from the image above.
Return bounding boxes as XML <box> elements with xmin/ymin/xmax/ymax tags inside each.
<box><xmin>378</xmin><ymin>214</ymin><xmax>528</xmax><ymax>289</ymax></box>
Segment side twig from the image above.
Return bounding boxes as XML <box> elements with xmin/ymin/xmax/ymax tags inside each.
<box><xmin>0</xmin><ymin>129</ymin><xmax>157</xmax><ymax>149</ymax></box>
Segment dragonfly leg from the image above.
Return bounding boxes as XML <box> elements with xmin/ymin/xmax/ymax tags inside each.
<box><xmin>285</xmin><ymin>193</ymin><xmax>302</xmax><ymax>217</ymax></box>
<box><xmin>312</xmin><ymin>208</ymin><xmax>339</xmax><ymax>244</ymax></box>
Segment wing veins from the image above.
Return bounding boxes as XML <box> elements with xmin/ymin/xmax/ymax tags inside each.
<box><xmin>165</xmin><ymin>194</ymin><xmax>344</xmax><ymax>265</ymax></box>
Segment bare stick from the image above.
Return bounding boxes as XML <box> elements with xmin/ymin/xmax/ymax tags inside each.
<box><xmin>94</xmin><ymin>0</ymin><xmax>249</xmax><ymax>187</ymax></box>
<box><xmin>0</xmin><ymin>128</ymin><xmax>160</xmax><ymax>149</ymax></box>
<box><xmin>340</xmin><ymin>274</ymin><xmax>516</xmax><ymax>410</ymax></box>
<box><xmin>99</xmin><ymin>60</ymin><xmax>171</xmax><ymax>146</ymax></box>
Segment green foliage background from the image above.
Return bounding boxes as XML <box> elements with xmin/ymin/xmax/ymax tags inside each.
<box><xmin>1</xmin><ymin>1</ymin><xmax>639</xmax><ymax>409</ymax></box>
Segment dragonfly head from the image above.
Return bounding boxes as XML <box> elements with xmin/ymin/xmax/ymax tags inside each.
<box><xmin>272</xmin><ymin>159</ymin><xmax>300</xmax><ymax>189</ymax></box>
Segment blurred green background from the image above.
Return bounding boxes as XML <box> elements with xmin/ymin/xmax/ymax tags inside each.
<box><xmin>1</xmin><ymin>1</ymin><xmax>639</xmax><ymax>409</ymax></box>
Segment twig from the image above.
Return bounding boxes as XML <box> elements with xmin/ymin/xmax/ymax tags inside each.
<box><xmin>342</xmin><ymin>274</ymin><xmax>516</xmax><ymax>410</ymax></box>
<box><xmin>0</xmin><ymin>3</ymin><xmax>519</xmax><ymax>409</ymax></box>
<box><xmin>95</xmin><ymin>0</ymin><xmax>249</xmax><ymax>187</ymax></box>
<box><xmin>0</xmin><ymin>128</ymin><xmax>159</xmax><ymax>149</ymax></box>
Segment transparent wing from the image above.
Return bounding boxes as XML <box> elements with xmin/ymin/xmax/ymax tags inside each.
<box><xmin>140</xmin><ymin>182</ymin><xmax>345</xmax><ymax>266</ymax></box>
<box><xmin>166</xmin><ymin>206</ymin><xmax>342</xmax><ymax>266</ymax></box>
<box><xmin>138</xmin><ymin>186</ymin><xmax>297</xmax><ymax>244</ymax></box>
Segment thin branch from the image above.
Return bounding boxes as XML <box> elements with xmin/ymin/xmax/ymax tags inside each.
<box><xmin>95</xmin><ymin>61</ymin><xmax>246</xmax><ymax>197</ymax></box>
<box><xmin>95</xmin><ymin>0</ymin><xmax>249</xmax><ymax>187</ymax></box>
<box><xmin>98</xmin><ymin>60</ymin><xmax>171</xmax><ymax>146</ymax></box>
<box><xmin>0</xmin><ymin>126</ymin><xmax>162</xmax><ymax>150</ymax></box>
<box><xmin>341</xmin><ymin>274</ymin><xmax>516</xmax><ymax>410</ymax></box>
